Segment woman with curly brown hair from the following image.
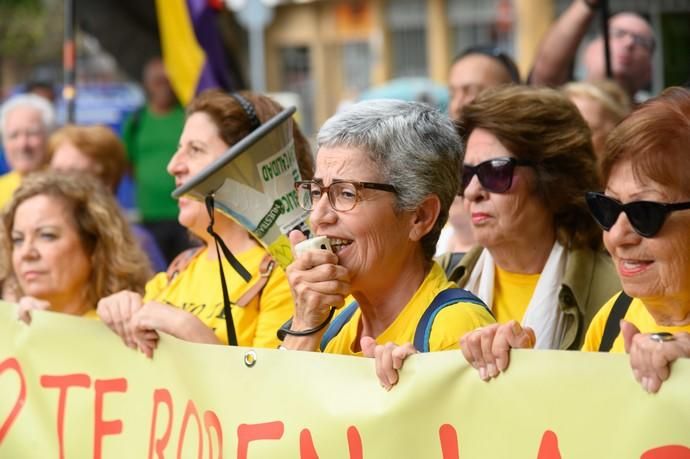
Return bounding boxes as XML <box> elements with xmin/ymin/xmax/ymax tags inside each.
<box><xmin>2</xmin><ymin>171</ymin><xmax>151</xmax><ymax>322</ymax></box>
<box><xmin>446</xmin><ymin>85</ymin><xmax>620</xmax><ymax>352</ymax></box>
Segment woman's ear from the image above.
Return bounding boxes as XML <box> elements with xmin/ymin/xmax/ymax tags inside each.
<box><xmin>408</xmin><ymin>194</ymin><xmax>441</xmax><ymax>242</ymax></box>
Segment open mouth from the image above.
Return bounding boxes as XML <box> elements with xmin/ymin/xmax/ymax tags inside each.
<box><xmin>618</xmin><ymin>258</ymin><xmax>653</xmax><ymax>276</ymax></box>
<box><xmin>328</xmin><ymin>237</ymin><xmax>353</xmax><ymax>254</ymax></box>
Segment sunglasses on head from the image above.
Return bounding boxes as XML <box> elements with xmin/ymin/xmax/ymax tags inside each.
<box><xmin>585</xmin><ymin>191</ymin><xmax>690</xmax><ymax>238</ymax></box>
<box><xmin>461</xmin><ymin>157</ymin><xmax>532</xmax><ymax>195</ymax></box>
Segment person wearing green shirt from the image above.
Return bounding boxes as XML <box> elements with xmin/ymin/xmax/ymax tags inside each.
<box><xmin>122</xmin><ymin>57</ymin><xmax>193</xmax><ymax>263</ymax></box>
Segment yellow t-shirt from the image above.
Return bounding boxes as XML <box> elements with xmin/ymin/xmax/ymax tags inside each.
<box><xmin>0</xmin><ymin>171</ymin><xmax>21</xmax><ymax>209</ymax></box>
<box><xmin>144</xmin><ymin>246</ymin><xmax>293</xmax><ymax>348</ymax></box>
<box><xmin>582</xmin><ymin>293</ymin><xmax>690</xmax><ymax>353</ymax></box>
<box><xmin>83</xmin><ymin>309</ymin><xmax>99</xmax><ymax>319</ymax></box>
<box><xmin>493</xmin><ymin>266</ymin><xmax>540</xmax><ymax>324</ymax></box>
<box><xmin>323</xmin><ymin>262</ymin><xmax>495</xmax><ymax>355</ymax></box>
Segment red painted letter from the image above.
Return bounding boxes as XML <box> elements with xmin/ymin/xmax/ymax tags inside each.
<box><xmin>346</xmin><ymin>426</ymin><xmax>363</xmax><ymax>459</ymax></box>
<box><xmin>439</xmin><ymin>424</ymin><xmax>459</xmax><ymax>459</ymax></box>
<box><xmin>94</xmin><ymin>378</ymin><xmax>127</xmax><ymax>459</ymax></box>
<box><xmin>148</xmin><ymin>389</ymin><xmax>174</xmax><ymax>459</ymax></box>
<box><xmin>177</xmin><ymin>400</ymin><xmax>202</xmax><ymax>459</ymax></box>
<box><xmin>537</xmin><ymin>430</ymin><xmax>561</xmax><ymax>459</ymax></box>
<box><xmin>642</xmin><ymin>446</ymin><xmax>690</xmax><ymax>459</ymax></box>
<box><xmin>299</xmin><ymin>429</ymin><xmax>318</xmax><ymax>459</ymax></box>
<box><xmin>0</xmin><ymin>358</ymin><xmax>26</xmax><ymax>444</ymax></box>
<box><xmin>298</xmin><ymin>426</ymin><xmax>363</xmax><ymax>459</ymax></box>
<box><xmin>40</xmin><ymin>373</ymin><xmax>91</xmax><ymax>459</ymax></box>
<box><xmin>236</xmin><ymin>421</ymin><xmax>284</xmax><ymax>459</ymax></box>
<box><xmin>204</xmin><ymin>411</ymin><xmax>223</xmax><ymax>459</ymax></box>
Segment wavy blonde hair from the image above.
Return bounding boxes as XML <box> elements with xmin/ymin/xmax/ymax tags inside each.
<box><xmin>2</xmin><ymin>172</ymin><xmax>151</xmax><ymax>308</ymax></box>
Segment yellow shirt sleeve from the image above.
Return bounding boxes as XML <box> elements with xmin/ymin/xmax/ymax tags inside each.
<box><xmin>0</xmin><ymin>171</ymin><xmax>21</xmax><ymax>210</ymax></box>
<box><xmin>249</xmin><ymin>264</ymin><xmax>294</xmax><ymax>348</ymax></box>
<box><xmin>143</xmin><ymin>272</ymin><xmax>169</xmax><ymax>302</ymax></box>
<box><xmin>430</xmin><ymin>302</ymin><xmax>496</xmax><ymax>351</ymax></box>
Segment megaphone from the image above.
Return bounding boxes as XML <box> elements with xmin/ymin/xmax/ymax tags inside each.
<box><xmin>172</xmin><ymin>106</ymin><xmax>310</xmax><ymax>269</ymax></box>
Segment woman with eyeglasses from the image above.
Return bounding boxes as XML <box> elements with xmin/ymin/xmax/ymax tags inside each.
<box><xmin>461</xmin><ymin>86</ymin><xmax>690</xmax><ymax>393</ymax></box>
<box><xmin>279</xmin><ymin>100</ymin><xmax>494</xmax><ymax>384</ymax></box>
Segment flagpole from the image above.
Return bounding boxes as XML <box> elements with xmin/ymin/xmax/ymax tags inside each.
<box><xmin>601</xmin><ymin>0</ymin><xmax>612</xmax><ymax>78</ymax></box>
<box><xmin>63</xmin><ymin>0</ymin><xmax>77</xmax><ymax>122</ymax></box>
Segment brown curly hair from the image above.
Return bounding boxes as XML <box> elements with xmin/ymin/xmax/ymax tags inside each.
<box><xmin>2</xmin><ymin>172</ymin><xmax>151</xmax><ymax>308</ymax></box>
<box><xmin>458</xmin><ymin>85</ymin><xmax>602</xmax><ymax>250</ymax></box>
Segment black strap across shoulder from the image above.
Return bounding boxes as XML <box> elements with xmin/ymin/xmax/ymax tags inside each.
<box><xmin>598</xmin><ymin>292</ymin><xmax>633</xmax><ymax>352</ymax></box>
<box><xmin>205</xmin><ymin>195</ymin><xmax>252</xmax><ymax>346</ymax></box>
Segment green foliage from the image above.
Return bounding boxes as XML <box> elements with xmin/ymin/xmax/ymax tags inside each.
<box><xmin>0</xmin><ymin>0</ymin><xmax>48</xmax><ymax>59</ymax></box>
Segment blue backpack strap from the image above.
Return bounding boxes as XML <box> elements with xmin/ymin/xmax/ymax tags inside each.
<box><xmin>319</xmin><ymin>301</ymin><xmax>359</xmax><ymax>352</ymax></box>
<box><xmin>413</xmin><ymin>288</ymin><xmax>490</xmax><ymax>353</ymax></box>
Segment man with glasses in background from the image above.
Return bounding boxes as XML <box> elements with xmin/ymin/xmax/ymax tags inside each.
<box><xmin>530</xmin><ymin>0</ymin><xmax>654</xmax><ymax>101</ymax></box>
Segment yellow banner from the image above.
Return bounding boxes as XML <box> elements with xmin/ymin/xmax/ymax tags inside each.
<box><xmin>1</xmin><ymin>302</ymin><xmax>689</xmax><ymax>458</ymax></box>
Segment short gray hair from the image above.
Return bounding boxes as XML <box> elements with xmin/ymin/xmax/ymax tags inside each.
<box><xmin>317</xmin><ymin>99</ymin><xmax>462</xmax><ymax>261</ymax></box>
<box><xmin>0</xmin><ymin>94</ymin><xmax>56</xmax><ymax>138</ymax></box>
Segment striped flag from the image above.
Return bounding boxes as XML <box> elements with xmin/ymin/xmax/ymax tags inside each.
<box><xmin>154</xmin><ymin>0</ymin><xmax>232</xmax><ymax>105</ymax></box>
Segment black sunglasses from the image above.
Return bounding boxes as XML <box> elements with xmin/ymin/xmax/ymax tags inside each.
<box><xmin>461</xmin><ymin>157</ymin><xmax>532</xmax><ymax>194</ymax></box>
<box><xmin>585</xmin><ymin>191</ymin><xmax>690</xmax><ymax>238</ymax></box>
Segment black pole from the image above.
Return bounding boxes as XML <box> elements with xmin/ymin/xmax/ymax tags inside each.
<box><xmin>63</xmin><ymin>0</ymin><xmax>76</xmax><ymax>123</ymax></box>
<box><xmin>600</xmin><ymin>0</ymin><xmax>612</xmax><ymax>78</ymax></box>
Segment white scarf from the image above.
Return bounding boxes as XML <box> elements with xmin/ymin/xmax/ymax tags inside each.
<box><xmin>464</xmin><ymin>241</ymin><xmax>568</xmax><ymax>349</ymax></box>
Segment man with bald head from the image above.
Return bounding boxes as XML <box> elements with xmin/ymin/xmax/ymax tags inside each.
<box><xmin>448</xmin><ymin>46</ymin><xmax>520</xmax><ymax>121</ymax></box>
<box><xmin>530</xmin><ymin>0</ymin><xmax>654</xmax><ymax>99</ymax></box>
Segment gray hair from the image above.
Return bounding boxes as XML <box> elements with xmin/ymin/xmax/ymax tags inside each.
<box><xmin>317</xmin><ymin>99</ymin><xmax>462</xmax><ymax>261</ymax></box>
<box><xmin>0</xmin><ymin>94</ymin><xmax>56</xmax><ymax>139</ymax></box>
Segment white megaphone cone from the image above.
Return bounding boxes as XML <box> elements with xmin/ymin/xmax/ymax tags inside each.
<box><xmin>172</xmin><ymin>106</ymin><xmax>310</xmax><ymax>269</ymax></box>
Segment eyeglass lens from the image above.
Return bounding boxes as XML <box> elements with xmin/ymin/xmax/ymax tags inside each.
<box><xmin>462</xmin><ymin>158</ymin><xmax>516</xmax><ymax>194</ymax></box>
<box><xmin>296</xmin><ymin>181</ymin><xmax>359</xmax><ymax>212</ymax></box>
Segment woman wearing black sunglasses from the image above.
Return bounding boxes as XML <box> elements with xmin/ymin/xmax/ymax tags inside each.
<box><xmin>461</xmin><ymin>86</ymin><xmax>690</xmax><ymax>393</ymax></box>
<box><xmin>447</xmin><ymin>86</ymin><xmax>620</xmax><ymax>355</ymax></box>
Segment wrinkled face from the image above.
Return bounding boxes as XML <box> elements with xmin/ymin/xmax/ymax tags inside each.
<box><xmin>462</xmin><ymin>128</ymin><xmax>551</xmax><ymax>251</ymax></box>
<box><xmin>11</xmin><ymin>195</ymin><xmax>92</xmax><ymax>309</ymax></box>
<box><xmin>569</xmin><ymin>94</ymin><xmax>616</xmax><ymax>159</ymax></box>
<box><xmin>448</xmin><ymin>54</ymin><xmax>513</xmax><ymax>121</ymax></box>
<box><xmin>2</xmin><ymin>106</ymin><xmax>49</xmax><ymax>175</ymax></box>
<box><xmin>603</xmin><ymin>160</ymin><xmax>690</xmax><ymax>303</ymax></box>
<box><xmin>50</xmin><ymin>141</ymin><xmax>97</xmax><ymax>174</ymax></box>
<box><xmin>309</xmin><ymin>146</ymin><xmax>415</xmax><ymax>291</ymax></box>
<box><xmin>585</xmin><ymin>14</ymin><xmax>653</xmax><ymax>93</ymax></box>
<box><xmin>167</xmin><ymin>112</ymin><xmax>229</xmax><ymax>236</ymax></box>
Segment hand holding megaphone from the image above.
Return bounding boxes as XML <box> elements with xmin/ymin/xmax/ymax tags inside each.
<box><xmin>285</xmin><ymin>230</ymin><xmax>351</xmax><ymax>337</ymax></box>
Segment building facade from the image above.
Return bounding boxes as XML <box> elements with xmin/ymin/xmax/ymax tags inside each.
<box><xmin>259</xmin><ymin>0</ymin><xmax>690</xmax><ymax>134</ymax></box>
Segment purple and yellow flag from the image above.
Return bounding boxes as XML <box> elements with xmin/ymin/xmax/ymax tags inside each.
<box><xmin>154</xmin><ymin>0</ymin><xmax>231</xmax><ymax>105</ymax></box>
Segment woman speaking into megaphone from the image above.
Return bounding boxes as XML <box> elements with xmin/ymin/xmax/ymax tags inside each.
<box><xmin>278</xmin><ymin>100</ymin><xmax>495</xmax><ymax>388</ymax></box>
<box><xmin>97</xmin><ymin>90</ymin><xmax>314</xmax><ymax>357</ymax></box>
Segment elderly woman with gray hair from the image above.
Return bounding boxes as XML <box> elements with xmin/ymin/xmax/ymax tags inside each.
<box><xmin>280</xmin><ymin>100</ymin><xmax>494</xmax><ymax>386</ymax></box>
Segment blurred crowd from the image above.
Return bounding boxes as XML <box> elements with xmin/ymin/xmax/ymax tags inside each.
<box><xmin>1</xmin><ymin>0</ymin><xmax>689</xmax><ymax>405</ymax></box>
